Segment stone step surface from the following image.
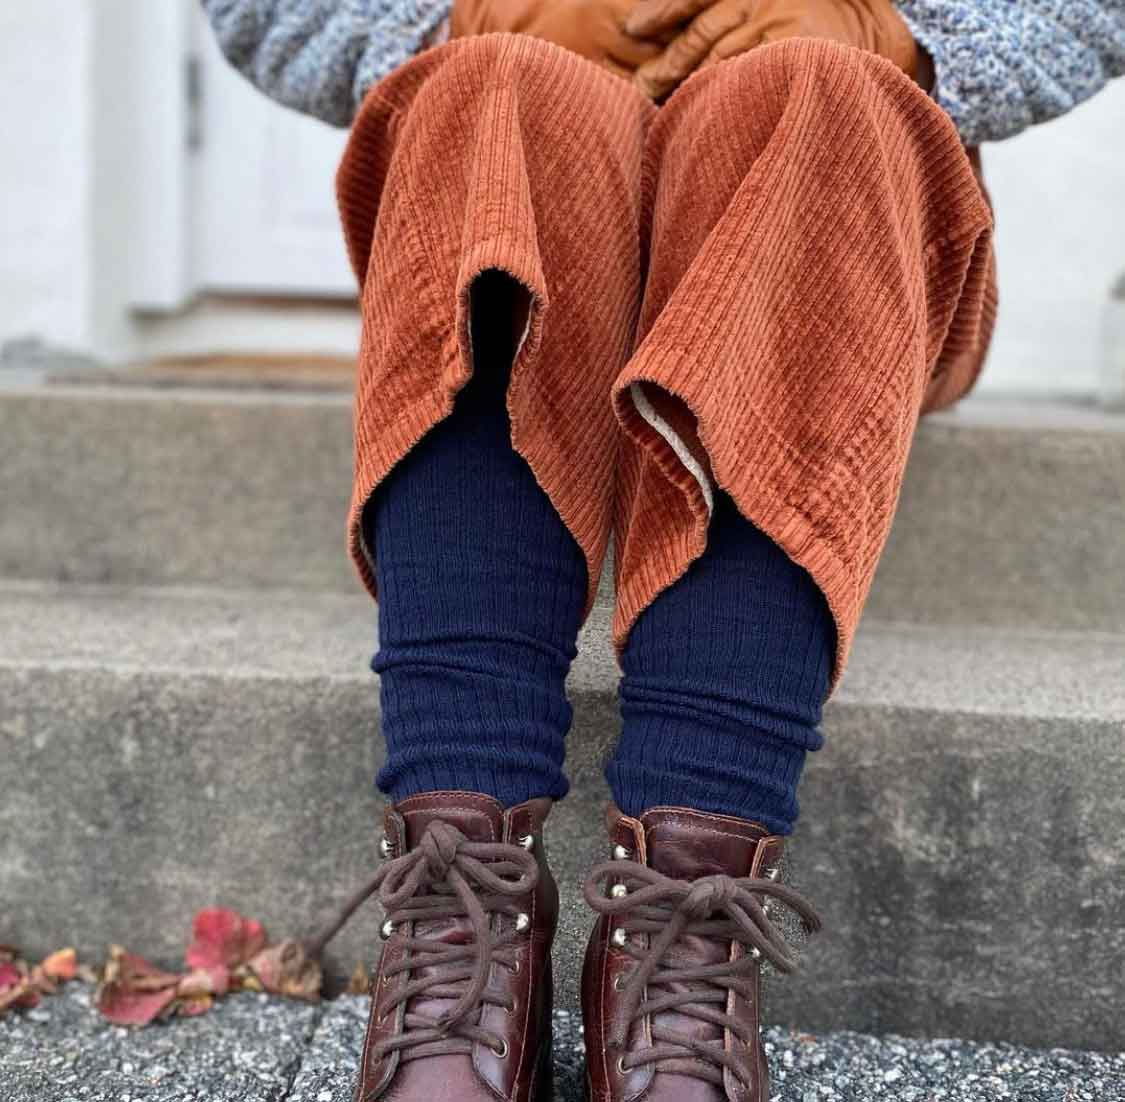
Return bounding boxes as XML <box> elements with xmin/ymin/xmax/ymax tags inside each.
<box><xmin>3</xmin><ymin>581</ymin><xmax>1123</xmax><ymax>1051</ymax></box>
<box><xmin>1</xmin><ymin>988</ymin><xmax>1122</xmax><ymax>1102</ymax></box>
<box><xmin>1</xmin><ymin>376</ymin><xmax>1124</xmax><ymax>631</ymax></box>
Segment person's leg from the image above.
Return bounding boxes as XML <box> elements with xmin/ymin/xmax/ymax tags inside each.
<box><xmin>583</xmin><ymin>40</ymin><xmax>996</xmax><ymax>1102</ymax></box>
<box><xmin>607</xmin><ymin>490</ymin><xmax>834</xmax><ymax>835</ymax></box>
<box><xmin>336</xmin><ymin>34</ymin><xmax>655</xmax><ymax>1102</ymax></box>
<box><xmin>338</xmin><ymin>35</ymin><xmax>655</xmax><ymax>623</ymax></box>
<box><xmin>365</xmin><ymin>273</ymin><xmax>586</xmax><ymax>807</ymax></box>
<box><xmin>337</xmin><ymin>31</ymin><xmax>655</xmax><ymax>810</ymax></box>
<box><xmin>612</xmin><ymin>42</ymin><xmax>995</xmax><ymax>677</ymax></box>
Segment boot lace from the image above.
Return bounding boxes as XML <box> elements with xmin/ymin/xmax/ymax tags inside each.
<box><xmin>371</xmin><ymin>821</ymin><xmax>539</xmax><ymax>1062</ymax></box>
<box><xmin>584</xmin><ymin>860</ymin><xmax>821</xmax><ymax>1087</ymax></box>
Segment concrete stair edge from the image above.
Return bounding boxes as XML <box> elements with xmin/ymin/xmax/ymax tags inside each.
<box><xmin>2</xmin><ymin>381</ymin><xmax>1124</xmax><ymax>632</ymax></box>
<box><xmin>2</xmin><ymin>579</ymin><xmax>1123</xmax><ymax>722</ymax></box>
<box><xmin>2</xmin><ymin>580</ymin><xmax>1124</xmax><ymax>1051</ymax></box>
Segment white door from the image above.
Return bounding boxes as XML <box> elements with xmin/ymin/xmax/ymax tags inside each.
<box><xmin>194</xmin><ymin>5</ymin><xmax>354</xmax><ymax>297</ymax></box>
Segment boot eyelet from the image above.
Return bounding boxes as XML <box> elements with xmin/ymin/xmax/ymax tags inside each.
<box><xmin>515</xmin><ymin>912</ymin><xmax>531</xmax><ymax>933</ymax></box>
<box><xmin>750</xmin><ymin>946</ymin><xmax>762</xmax><ymax>960</ymax></box>
<box><xmin>518</xmin><ymin>833</ymin><xmax>535</xmax><ymax>850</ymax></box>
<box><xmin>612</xmin><ymin>844</ymin><xmax>631</xmax><ymax>860</ymax></box>
<box><xmin>617</xmin><ymin>1057</ymin><xmax>629</xmax><ymax>1075</ymax></box>
<box><xmin>509</xmin><ymin>959</ymin><xmax>521</xmax><ymax>976</ymax></box>
<box><xmin>610</xmin><ymin>883</ymin><xmax>628</xmax><ymax>899</ymax></box>
<box><xmin>763</xmin><ymin>865</ymin><xmax>780</xmax><ymax>881</ymax></box>
<box><xmin>379</xmin><ymin>836</ymin><xmax>394</xmax><ymax>858</ymax></box>
<box><xmin>380</xmin><ymin>919</ymin><xmax>396</xmax><ymax>940</ymax></box>
<box><xmin>613</xmin><ymin>974</ymin><xmax>627</xmax><ymax>992</ymax></box>
<box><xmin>492</xmin><ymin>1040</ymin><xmax>509</xmax><ymax>1059</ymax></box>
<box><xmin>611</xmin><ymin>927</ymin><xmax>628</xmax><ymax>948</ymax></box>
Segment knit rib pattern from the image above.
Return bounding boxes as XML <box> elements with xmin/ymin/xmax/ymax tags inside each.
<box><xmin>336</xmin><ymin>34</ymin><xmax>997</xmax><ymax>689</ymax></box>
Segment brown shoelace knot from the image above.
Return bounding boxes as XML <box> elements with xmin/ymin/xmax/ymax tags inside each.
<box><xmin>584</xmin><ymin>859</ymin><xmax>822</xmax><ymax>1087</ymax></box>
<box><xmin>369</xmin><ymin>821</ymin><xmax>539</xmax><ymax>1062</ymax></box>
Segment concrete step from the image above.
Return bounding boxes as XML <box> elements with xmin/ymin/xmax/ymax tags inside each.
<box><xmin>2</xmin><ymin>375</ymin><xmax>1124</xmax><ymax>631</ymax></box>
<box><xmin>3</xmin><ymin>989</ymin><xmax>1122</xmax><ymax>1101</ymax></box>
<box><xmin>2</xmin><ymin>580</ymin><xmax>1123</xmax><ymax>1051</ymax></box>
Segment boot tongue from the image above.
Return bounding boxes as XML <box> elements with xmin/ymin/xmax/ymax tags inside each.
<box><xmin>639</xmin><ymin>807</ymin><xmax>769</xmax><ymax>879</ymax></box>
<box><xmin>636</xmin><ymin>808</ymin><xmax>772</xmax><ymax>1094</ymax></box>
<box><xmin>384</xmin><ymin>793</ymin><xmax>509</xmax><ymax>1081</ymax></box>
<box><xmin>397</xmin><ymin>791</ymin><xmax>506</xmax><ymax>848</ymax></box>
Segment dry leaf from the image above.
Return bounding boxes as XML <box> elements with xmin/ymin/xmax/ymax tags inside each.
<box><xmin>248</xmin><ymin>940</ymin><xmax>322</xmax><ymax>1002</ymax></box>
<box><xmin>0</xmin><ymin>959</ymin><xmax>39</xmax><ymax>1014</ymax></box>
<box><xmin>41</xmin><ymin>948</ymin><xmax>78</xmax><ymax>981</ymax></box>
<box><xmin>0</xmin><ymin>982</ymin><xmax>38</xmax><ymax>1014</ymax></box>
<box><xmin>177</xmin><ymin>994</ymin><xmax>214</xmax><ymax>1017</ymax></box>
<box><xmin>95</xmin><ymin>946</ymin><xmax>182</xmax><ymax>1026</ymax></box>
<box><xmin>1</xmin><ymin>886</ymin><xmax>370</xmax><ymax>1025</ymax></box>
<box><xmin>96</xmin><ymin>983</ymin><xmax>177</xmax><ymax>1026</ymax></box>
<box><xmin>176</xmin><ymin>966</ymin><xmax>230</xmax><ymax>999</ymax></box>
<box><xmin>185</xmin><ymin>909</ymin><xmax>267</xmax><ymax>971</ymax></box>
<box><xmin>346</xmin><ymin>962</ymin><xmax>371</xmax><ymax>996</ymax></box>
<box><xmin>102</xmin><ymin>947</ymin><xmax>182</xmax><ymax>992</ymax></box>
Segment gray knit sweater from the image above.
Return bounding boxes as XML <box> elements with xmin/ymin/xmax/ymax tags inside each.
<box><xmin>200</xmin><ymin>0</ymin><xmax>1125</xmax><ymax>142</ymax></box>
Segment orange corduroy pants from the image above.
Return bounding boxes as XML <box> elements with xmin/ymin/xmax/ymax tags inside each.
<box><xmin>336</xmin><ymin>33</ymin><xmax>997</xmax><ymax>688</ymax></box>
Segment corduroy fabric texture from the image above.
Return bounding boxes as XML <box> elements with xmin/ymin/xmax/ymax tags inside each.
<box><xmin>365</xmin><ymin>277</ymin><xmax>587</xmax><ymax>806</ymax></box>
<box><xmin>336</xmin><ymin>32</ymin><xmax>997</xmax><ymax>688</ymax></box>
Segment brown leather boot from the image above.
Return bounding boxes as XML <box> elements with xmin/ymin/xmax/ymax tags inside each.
<box><xmin>581</xmin><ymin>806</ymin><xmax>821</xmax><ymax>1102</ymax></box>
<box><xmin>355</xmin><ymin>792</ymin><xmax>557</xmax><ymax>1101</ymax></box>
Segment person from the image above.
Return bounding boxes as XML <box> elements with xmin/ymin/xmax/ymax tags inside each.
<box><xmin>201</xmin><ymin>2</ymin><xmax>1125</xmax><ymax>1099</ymax></box>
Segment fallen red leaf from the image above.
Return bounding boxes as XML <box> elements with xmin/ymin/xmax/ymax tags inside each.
<box><xmin>177</xmin><ymin>994</ymin><xmax>214</xmax><ymax>1017</ymax></box>
<box><xmin>96</xmin><ymin>984</ymin><xmax>177</xmax><ymax>1026</ymax></box>
<box><xmin>0</xmin><ymin>982</ymin><xmax>39</xmax><ymax>1014</ymax></box>
<box><xmin>1</xmin><ymin>886</ymin><xmax>362</xmax><ymax>1024</ymax></box>
<box><xmin>103</xmin><ymin>947</ymin><xmax>182</xmax><ymax>992</ymax></box>
<box><xmin>0</xmin><ymin>960</ymin><xmax>39</xmax><ymax>1013</ymax></box>
<box><xmin>176</xmin><ymin>966</ymin><xmax>230</xmax><ymax>999</ymax></box>
<box><xmin>185</xmin><ymin>909</ymin><xmax>267</xmax><ymax>971</ymax></box>
<box><xmin>0</xmin><ymin>957</ymin><xmax>40</xmax><ymax>1015</ymax></box>
<box><xmin>41</xmin><ymin>948</ymin><xmax>78</xmax><ymax>981</ymax></box>
<box><xmin>95</xmin><ymin>946</ymin><xmax>182</xmax><ymax>1027</ymax></box>
<box><xmin>248</xmin><ymin>940</ymin><xmax>322</xmax><ymax>1002</ymax></box>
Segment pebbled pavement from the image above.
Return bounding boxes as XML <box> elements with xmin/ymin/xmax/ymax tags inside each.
<box><xmin>1</xmin><ymin>989</ymin><xmax>1123</xmax><ymax>1101</ymax></box>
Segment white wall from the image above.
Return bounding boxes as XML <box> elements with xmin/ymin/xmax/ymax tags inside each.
<box><xmin>0</xmin><ymin>2</ymin><xmax>194</xmax><ymax>363</ymax></box>
<box><xmin>980</xmin><ymin>81</ymin><xmax>1125</xmax><ymax>396</ymax></box>
<box><xmin>0</xmin><ymin>1</ymin><xmax>1122</xmax><ymax>394</ymax></box>
<box><xmin>0</xmin><ymin>3</ymin><xmax>93</xmax><ymax>350</ymax></box>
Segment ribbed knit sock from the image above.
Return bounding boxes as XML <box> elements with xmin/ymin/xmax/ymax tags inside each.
<box><xmin>365</xmin><ymin>301</ymin><xmax>587</xmax><ymax>807</ymax></box>
<box><xmin>607</xmin><ymin>491</ymin><xmax>836</xmax><ymax>835</ymax></box>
